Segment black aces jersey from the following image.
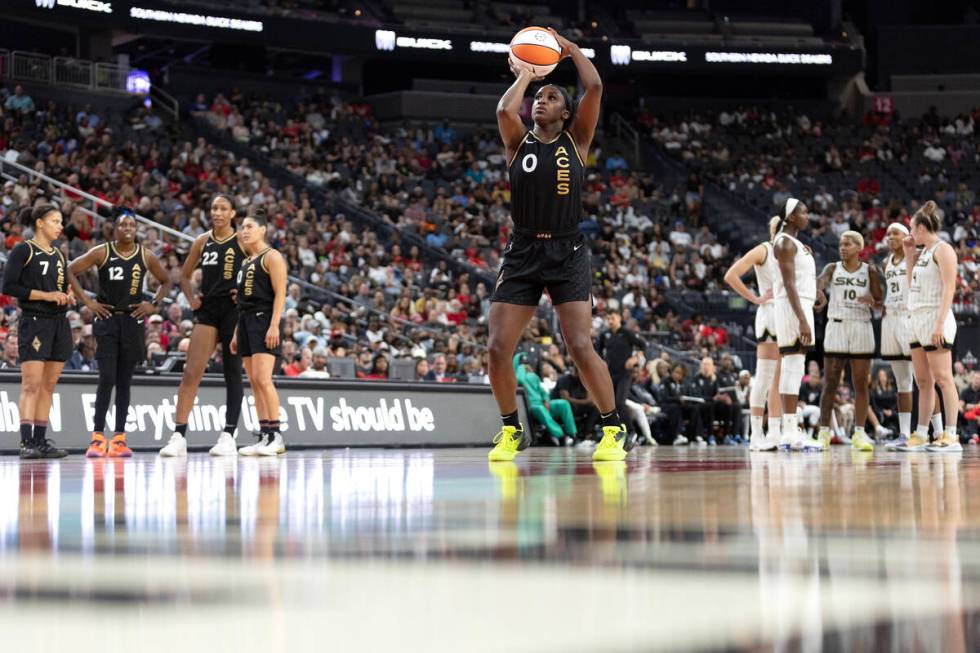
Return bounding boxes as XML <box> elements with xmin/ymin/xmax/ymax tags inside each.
<box><xmin>200</xmin><ymin>230</ymin><xmax>245</xmax><ymax>300</ymax></box>
<box><xmin>97</xmin><ymin>243</ymin><xmax>147</xmax><ymax>311</ymax></box>
<box><xmin>508</xmin><ymin>130</ymin><xmax>585</xmax><ymax>235</ymax></box>
<box><xmin>14</xmin><ymin>240</ymin><xmax>68</xmax><ymax>316</ymax></box>
<box><xmin>236</xmin><ymin>248</ymin><xmax>274</xmax><ymax>313</ymax></box>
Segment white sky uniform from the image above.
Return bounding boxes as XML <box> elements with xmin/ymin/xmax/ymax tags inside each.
<box><xmin>824</xmin><ymin>261</ymin><xmax>875</xmax><ymax>358</ymax></box>
<box><xmin>773</xmin><ymin>233</ymin><xmax>816</xmax><ymax>352</ymax></box>
<box><xmin>754</xmin><ymin>241</ymin><xmax>777</xmax><ymax>342</ymax></box>
<box><xmin>909</xmin><ymin>242</ymin><xmax>956</xmax><ymax>351</ymax></box>
<box><xmin>881</xmin><ymin>254</ymin><xmax>911</xmax><ymax>360</ymax></box>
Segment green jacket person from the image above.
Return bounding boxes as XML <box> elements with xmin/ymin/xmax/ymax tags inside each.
<box><xmin>514</xmin><ymin>353</ymin><xmax>577</xmax><ymax>445</ymax></box>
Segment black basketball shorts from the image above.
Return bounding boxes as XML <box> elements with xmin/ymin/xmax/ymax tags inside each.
<box><xmin>195</xmin><ymin>296</ymin><xmax>239</xmax><ymax>342</ymax></box>
<box><xmin>491</xmin><ymin>234</ymin><xmax>592</xmax><ymax>306</ymax></box>
<box><xmin>93</xmin><ymin>313</ymin><xmax>146</xmax><ymax>362</ymax></box>
<box><xmin>237</xmin><ymin>311</ymin><xmax>282</xmax><ymax>358</ymax></box>
<box><xmin>18</xmin><ymin>314</ymin><xmax>72</xmax><ymax>363</ymax></box>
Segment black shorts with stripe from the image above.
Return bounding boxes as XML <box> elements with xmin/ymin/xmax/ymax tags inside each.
<box><xmin>491</xmin><ymin>232</ymin><xmax>592</xmax><ymax>307</ymax></box>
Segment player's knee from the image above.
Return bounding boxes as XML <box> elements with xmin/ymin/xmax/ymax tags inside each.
<box><xmin>41</xmin><ymin>376</ymin><xmax>59</xmax><ymax>394</ymax></box>
<box><xmin>487</xmin><ymin>338</ymin><xmax>512</xmax><ymax>364</ymax></box>
<box><xmin>564</xmin><ymin>335</ymin><xmax>594</xmax><ymax>363</ymax></box>
<box><xmin>778</xmin><ymin>354</ymin><xmax>805</xmax><ymax>395</ymax></box>
<box><xmin>20</xmin><ymin>379</ymin><xmax>41</xmax><ymax>396</ymax></box>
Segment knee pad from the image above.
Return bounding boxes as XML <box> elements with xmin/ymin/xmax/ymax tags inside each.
<box><xmin>778</xmin><ymin>354</ymin><xmax>805</xmax><ymax>395</ymax></box>
<box><xmin>890</xmin><ymin>360</ymin><xmax>914</xmax><ymax>394</ymax></box>
<box><xmin>750</xmin><ymin>358</ymin><xmax>778</xmax><ymax>409</ymax></box>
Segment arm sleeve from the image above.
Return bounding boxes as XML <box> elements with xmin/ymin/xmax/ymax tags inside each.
<box><xmin>1</xmin><ymin>244</ymin><xmax>31</xmax><ymax>300</ymax></box>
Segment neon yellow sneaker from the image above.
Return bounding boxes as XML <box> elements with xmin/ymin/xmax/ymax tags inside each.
<box><xmin>817</xmin><ymin>427</ymin><xmax>833</xmax><ymax>449</ymax></box>
<box><xmin>592</xmin><ymin>424</ymin><xmax>633</xmax><ymax>462</ymax></box>
<box><xmin>851</xmin><ymin>430</ymin><xmax>874</xmax><ymax>452</ymax></box>
<box><xmin>488</xmin><ymin>425</ymin><xmax>531</xmax><ymax>462</ymax></box>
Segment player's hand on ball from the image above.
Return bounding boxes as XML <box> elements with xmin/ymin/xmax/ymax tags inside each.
<box><xmin>265</xmin><ymin>324</ymin><xmax>280</xmax><ymax>350</ymax></box>
<box><xmin>508</xmin><ymin>58</ymin><xmax>542</xmax><ymax>81</ymax></box>
<box><xmin>799</xmin><ymin>319</ymin><xmax>813</xmax><ymax>347</ymax></box>
<box><xmin>547</xmin><ymin>28</ymin><xmax>575</xmax><ymax>58</ymax></box>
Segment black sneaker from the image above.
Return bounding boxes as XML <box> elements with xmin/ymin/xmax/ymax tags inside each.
<box><xmin>36</xmin><ymin>439</ymin><xmax>69</xmax><ymax>459</ymax></box>
<box><xmin>19</xmin><ymin>442</ymin><xmax>41</xmax><ymax>460</ymax></box>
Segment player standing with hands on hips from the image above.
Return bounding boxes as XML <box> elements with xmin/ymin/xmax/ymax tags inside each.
<box><xmin>488</xmin><ymin>28</ymin><xmax>633</xmax><ymax>462</ymax></box>
<box><xmin>68</xmin><ymin>206</ymin><xmax>172</xmax><ymax>458</ymax></box>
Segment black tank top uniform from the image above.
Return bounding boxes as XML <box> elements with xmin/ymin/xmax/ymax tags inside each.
<box><xmin>492</xmin><ymin>130</ymin><xmax>593</xmax><ymax>306</ymax></box>
<box><xmin>237</xmin><ymin>248</ymin><xmax>274</xmax><ymax>314</ymax></box>
<box><xmin>235</xmin><ymin>248</ymin><xmax>281</xmax><ymax>357</ymax></box>
<box><xmin>201</xmin><ymin>229</ymin><xmax>245</xmax><ymax>301</ymax></box>
<box><xmin>93</xmin><ymin>242</ymin><xmax>149</xmax><ymax>362</ymax></box>
<box><xmin>15</xmin><ymin>240</ymin><xmax>69</xmax><ymax>317</ymax></box>
<box><xmin>97</xmin><ymin>243</ymin><xmax>147</xmax><ymax>312</ymax></box>
<box><xmin>195</xmin><ymin>229</ymin><xmax>245</xmax><ymax>336</ymax></box>
<box><xmin>5</xmin><ymin>240</ymin><xmax>73</xmax><ymax>362</ymax></box>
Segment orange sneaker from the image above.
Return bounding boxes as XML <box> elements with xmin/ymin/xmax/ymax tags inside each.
<box><xmin>86</xmin><ymin>432</ymin><xmax>107</xmax><ymax>458</ymax></box>
<box><xmin>108</xmin><ymin>434</ymin><xmax>133</xmax><ymax>458</ymax></box>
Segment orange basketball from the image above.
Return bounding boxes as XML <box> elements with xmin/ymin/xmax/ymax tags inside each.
<box><xmin>509</xmin><ymin>26</ymin><xmax>562</xmax><ymax>76</ymax></box>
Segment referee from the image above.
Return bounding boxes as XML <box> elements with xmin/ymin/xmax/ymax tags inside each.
<box><xmin>596</xmin><ymin>311</ymin><xmax>646</xmax><ymax>441</ymax></box>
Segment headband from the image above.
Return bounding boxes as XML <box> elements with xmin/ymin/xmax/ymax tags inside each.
<box><xmin>886</xmin><ymin>222</ymin><xmax>909</xmax><ymax>235</ymax></box>
<box><xmin>784</xmin><ymin>198</ymin><xmax>799</xmax><ymax>218</ymax></box>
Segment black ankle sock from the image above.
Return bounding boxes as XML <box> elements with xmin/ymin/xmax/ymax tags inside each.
<box><xmin>259</xmin><ymin>420</ymin><xmax>270</xmax><ymax>433</ymax></box>
<box><xmin>501</xmin><ymin>411</ymin><xmax>521</xmax><ymax>430</ymax></box>
<box><xmin>20</xmin><ymin>422</ymin><xmax>32</xmax><ymax>447</ymax></box>
<box><xmin>600</xmin><ymin>410</ymin><xmax>621</xmax><ymax>428</ymax></box>
<box><xmin>269</xmin><ymin>421</ymin><xmax>281</xmax><ymax>434</ymax></box>
<box><xmin>33</xmin><ymin>422</ymin><xmax>48</xmax><ymax>443</ymax></box>
<box><xmin>175</xmin><ymin>423</ymin><xmax>188</xmax><ymax>437</ymax></box>
<box><xmin>223</xmin><ymin>425</ymin><xmax>236</xmax><ymax>437</ymax></box>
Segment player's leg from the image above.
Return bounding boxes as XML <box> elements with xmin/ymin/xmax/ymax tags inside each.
<box><xmin>886</xmin><ymin>359</ymin><xmax>914</xmax><ymax>449</ymax></box>
<box><xmin>817</xmin><ymin>356</ymin><xmax>844</xmax><ymax>445</ymax></box>
<box><xmin>553</xmin><ymin>300</ymin><xmax>631</xmax><ymax>461</ymax></box>
<box><xmin>250</xmin><ymin>353</ymin><xmax>284</xmax><ymax>456</ymax></box>
<box><xmin>849</xmin><ymin>358</ymin><xmax>874</xmax><ymax>451</ymax></box>
<box><xmin>239</xmin><ymin>357</ymin><xmax>265</xmax><ymax>455</ymax></box>
<box><xmin>487</xmin><ymin>301</ymin><xmax>537</xmax><ymax>461</ymax></box>
<box><xmin>163</xmin><ymin>324</ymin><xmax>218</xmax><ymax>456</ymax></box>
<box><xmin>34</xmin><ymin>361</ymin><xmax>67</xmax><ymax>458</ymax></box>
<box><xmin>779</xmin><ymin>351</ymin><xmax>812</xmax><ymax>450</ymax></box>
<box><xmin>88</xmin><ymin>354</ymin><xmax>118</xmax><ymax>458</ymax></box>
<box><xmin>218</xmin><ymin>315</ymin><xmax>244</xmax><ymax>444</ymax></box>
<box><xmin>926</xmin><ymin>348</ymin><xmax>960</xmax><ymax>452</ymax></box>
<box><xmin>17</xmin><ymin>361</ymin><xmax>44</xmax><ymax>458</ymax></box>
<box><xmin>107</xmin><ymin>356</ymin><xmax>138</xmax><ymax>457</ymax></box>
<box><xmin>750</xmin><ymin>343</ymin><xmax>779</xmax><ymax>449</ymax></box>
<box><xmin>904</xmin><ymin>347</ymin><xmax>934</xmax><ymax>451</ymax></box>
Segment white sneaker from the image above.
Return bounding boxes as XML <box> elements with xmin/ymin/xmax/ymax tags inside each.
<box><xmin>800</xmin><ymin>437</ymin><xmax>826</xmax><ymax>452</ymax></box>
<box><xmin>576</xmin><ymin>439</ymin><xmax>597</xmax><ymax>449</ymax></box>
<box><xmin>159</xmin><ymin>433</ymin><xmax>187</xmax><ymax>457</ymax></box>
<box><xmin>673</xmin><ymin>434</ymin><xmax>688</xmax><ymax>446</ymax></box>
<box><xmin>209</xmin><ymin>432</ymin><xmax>238</xmax><ymax>457</ymax></box>
<box><xmin>256</xmin><ymin>433</ymin><xmax>285</xmax><ymax>456</ymax></box>
<box><xmin>777</xmin><ymin>435</ymin><xmax>793</xmax><ymax>451</ymax></box>
<box><xmin>239</xmin><ymin>432</ymin><xmax>269</xmax><ymax>456</ymax></box>
<box><xmin>884</xmin><ymin>436</ymin><xmax>909</xmax><ymax>451</ymax></box>
<box><xmin>695</xmin><ymin>436</ymin><xmax>707</xmax><ymax>447</ymax></box>
<box><xmin>756</xmin><ymin>436</ymin><xmax>778</xmax><ymax>452</ymax></box>
<box><xmin>875</xmin><ymin>425</ymin><xmax>893</xmax><ymax>440</ymax></box>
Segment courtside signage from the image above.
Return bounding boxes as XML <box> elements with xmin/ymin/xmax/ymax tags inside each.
<box><xmin>0</xmin><ymin>376</ymin><xmax>529</xmax><ymax>450</ymax></box>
